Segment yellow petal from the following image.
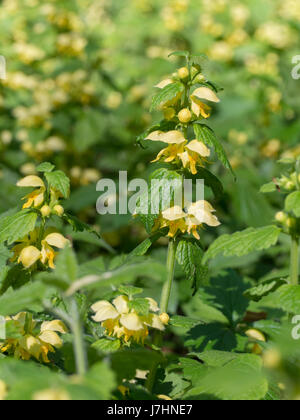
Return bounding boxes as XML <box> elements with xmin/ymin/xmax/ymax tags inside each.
<box><xmin>0</xmin><ymin>380</ymin><xmax>7</xmax><ymax>401</ymax></box>
<box><xmin>188</xmin><ymin>201</ymin><xmax>221</xmax><ymax>227</ymax></box>
<box><xmin>146</xmin><ymin>130</ymin><xmax>186</xmax><ymax>144</ymax></box>
<box><xmin>113</xmin><ymin>295</ymin><xmax>129</xmax><ymax>314</ymax></box>
<box><xmin>18</xmin><ymin>246</ymin><xmax>41</xmax><ymax>269</ymax></box>
<box><xmin>120</xmin><ymin>313</ymin><xmax>144</xmax><ymax>331</ymax></box>
<box><xmin>40</xmin><ymin>320</ymin><xmax>68</xmax><ymax>334</ymax></box>
<box><xmin>19</xmin><ymin>335</ymin><xmax>41</xmax><ymax>360</ymax></box>
<box><xmin>186</xmin><ymin>140</ymin><xmax>210</xmax><ymax>157</ymax></box>
<box><xmin>38</xmin><ymin>331</ymin><xmax>63</xmax><ymax>348</ymax></box>
<box><xmin>17</xmin><ymin>175</ymin><xmax>45</xmax><ymax>188</ymax></box>
<box><xmin>155</xmin><ymin>79</ymin><xmax>173</xmax><ymax>89</ymax></box>
<box><xmin>162</xmin><ymin>206</ymin><xmax>186</xmax><ymax>221</ymax></box>
<box><xmin>44</xmin><ymin>233</ymin><xmax>69</xmax><ymax>249</ymax></box>
<box><xmin>178</xmin><ymin>151</ymin><xmax>190</xmax><ymax>168</ymax></box>
<box><xmin>146</xmin><ymin>298</ymin><xmax>159</xmax><ymax>312</ymax></box>
<box><xmin>145</xmin><ymin>314</ymin><xmax>165</xmax><ymax>331</ymax></box>
<box><xmin>91</xmin><ymin>301</ymin><xmax>119</xmax><ymax>322</ymax></box>
<box><xmin>192</xmin><ymin>87</ymin><xmax>220</xmax><ymax>103</ymax></box>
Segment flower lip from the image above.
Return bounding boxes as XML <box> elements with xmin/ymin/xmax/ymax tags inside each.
<box><xmin>155</xmin><ymin>79</ymin><xmax>173</xmax><ymax>89</ymax></box>
<box><xmin>186</xmin><ymin>140</ymin><xmax>210</xmax><ymax>157</ymax></box>
<box><xmin>146</xmin><ymin>130</ymin><xmax>186</xmax><ymax>144</ymax></box>
<box><xmin>191</xmin><ymin>87</ymin><xmax>220</xmax><ymax>103</ymax></box>
<box><xmin>17</xmin><ymin>175</ymin><xmax>45</xmax><ymax>188</ymax></box>
<box><xmin>43</xmin><ymin>233</ymin><xmax>70</xmax><ymax>249</ymax></box>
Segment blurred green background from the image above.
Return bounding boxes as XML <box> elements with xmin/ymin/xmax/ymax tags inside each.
<box><xmin>0</xmin><ymin>0</ymin><xmax>299</xmax><ymax>262</ymax></box>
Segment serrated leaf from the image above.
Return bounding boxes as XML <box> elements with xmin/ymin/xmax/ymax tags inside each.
<box><xmin>270</xmin><ymin>285</ymin><xmax>300</xmax><ymax>314</ymax></box>
<box><xmin>260</xmin><ymin>182</ymin><xmax>277</xmax><ymax>193</ymax></box>
<box><xmin>244</xmin><ymin>278</ymin><xmax>287</xmax><ymax>302</ymax></box>
<box><xmin>194</xmin><ymin>123</ymin><xmax>235</xmax><ymax>178</ymax></box>
<box><xmin>0</xmin><ymin>244</ymin><xmax>10</xmax><ymax>271</ymax></box>
<box><xmin>176</xmin><ymin>240</ymin><xmax>208</xmax><ymax>294</ymax></box>
<box><xmin>92</xmin><ymin>339</ymin><xmax>121</xmax><ymax>354</ymax></box>
<box><xmin>118</xmin><ymin>285</ymin><xmax>143</xmax><ymax>297</ymax></box>
<box><xmin>36</xmin><ymin>162</ymin><xmax>55</xmax><ymax>173</ymax></box>
<box><xmin>285</xmin><ymin>191</ymin><xmax>300</xmax><ymax>217</ymax></box>
<box><xmin>203</xmin><ymin>225</ymin><xmax>281</xmax><ymax>264</ymax></box>
<box><xmin>45</xmin><ymin>170</ymin><xmax>70</xmax><ymax>198</ymax></box>
<box><xmin>0</xmin><ymin>211</ymin><xmax>38</xmax><ymax>245</ymax></box>
<box><xmin>170</xmin><ymin>315</ymin><xmax>201</xmax><ymax>329</ymax></box>
<box><xmin>129</xmin><ymin>298</ymin><xmax>150</xmax><ymax>315</ymax></box>
<box><xmin>193</xmin><ymin>168</ymin><xmax>223</xmax><ymax>199</ymax></box>
<box><xmin>151</xmin><ymin>82</ymin><xmax>184</xmax><ymax>111</ymax></box>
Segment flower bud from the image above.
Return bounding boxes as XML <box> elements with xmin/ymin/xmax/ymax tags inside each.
<box><xmin>53</xmin><ymin>205</ymin><xmax>64</xmax><ymax>217</ymax></box>
<box><xmin>275</xmin><ymin>211</ymin><xmax>287</xmax><ymax>224</ymax></box>
<box><xmin>178</xmin><ymin>108</ymin><xmax>192</xmax><ymax>124</ymax></box>
<box><xmin>285</xmin><ymin>180</ymin><xmax>295</xmax><ymax>191</ymax></box>
<box><xmin>263</xmin><ymin>349</ymin><xmax>281</xmax><ymax>369</ymax></box>
<box><xmin>159</xmin><ymin>312</ymin><xmax>170</xmax><ymax>325</ymax></box>
<box><xmin>245</xmin><ymin>329</ymin><xmax>266</xmax><ymax>342</ymax></box>
<box><xmin>286</xmin><ymin>217</ymin><xmax>296</xmax><ymax>229</ymax></box>
<box><xmin>178</xmin><ymin>67</ymin><xmax>189</xmax><ymax>80</ymax></box>
<box><xmin>164</xmin><ymin>108</ymin><xmax>176</xmax><ymax>121</ymax></box>
<box><xmin>41</xmin><ymin>205</ymin><xmax>51</xmax><ymax>218</ymax></box>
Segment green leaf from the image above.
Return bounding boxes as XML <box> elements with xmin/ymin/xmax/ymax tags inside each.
<box><xmin>170</xmin><ymin>315</ymin><xmax>201</xmax><ymax>329</ymax></box>
<box><xmin>244</xmin><ymin>278</ymin><xmax>287</xmax><ymax>302</ymax></box>
<box><xmin>54</xmin><ymin>247</ymin><xmax>78</xmax><ymax>285</ymax></box>
<box><xmin>118</xmin><ymin>285</ymin><xmax>143</xmax><ymax>297</ymax></box>
<box><xmin>191</xmin><ymin>168</ymin><xmax>223</xmax><ymax>200</ymax></box>
<box><xmin>151</xmin><ymin>82</ymin><xmax>184</xmax><ymax>111</ymax></box>
<box><xmin>270</xmin><ymin>285</ymin><xmax>300</xmax><ymax>314</ymax></box>
<box><xmin>129</xmin><ymin>232</ymin><xmax>163</xmax><ymax>257</ymax></box>
<box><xmin>285</xmin><ymin>191</ymin><xmax>300</xmax><ymax>217</ymax></box>
<box><xmin>183</xmin><ymin>353</ymin><xmax>268</xmax><ymax>400</ymax></box>
<box><xmin>194</xmin><ymin>123</ymin><xmax>235</xmax><ymax>178</ymax></box>
<box><xmin>129</xmin><ymin>298</ymin><xmax>150</xmax><ymax>315</ymax></box>
<box><xmin>45</xmin><ymin>170</ymin><xmax>70</xmax><ymax>198</ymax></box>
<box><xmin>0</xmin><ymin>244</ymin><xmax>10</xmax><ymax>271</ymax></box>
<box><xmin>92</xmin><ymin>339</ymin><xmax>121</xmax><ymax>354</ymax></box>
<box><xmin>168</xmin><ymin>50</ymin><xmax>190</xmax><ymax>59</ymax></box>
<box><xmin>0</xmin><ymin>210</ymin><xmax>38</xmax><ymax>245</ymax></box>
<box><xmin>203</xmin><ymin>225</ymin><xmax>281</xmax><ymax>264</ymax></box>
<box><xmin>36</xmin><ymin>162</ymin><xmax>55</xmax><ymax>173</ymax></box>
<box><xmin>260</xmin><ymin>182</ymin><xmax>277</xmax><ymax>193</ymax></box>
<box><xmin>136</xmin><ymin>168</ymin><xmax>182</xmax><ymax>233</ymax></box>
<box><xmin>0</xmin><ymin>282</ymin><xmax>47</xmax><ymax>316</ymax></box>
<box><xmin>176</xmin><ymin>240</ymin><xmax>209</xmax><ymax>294</ymax></box>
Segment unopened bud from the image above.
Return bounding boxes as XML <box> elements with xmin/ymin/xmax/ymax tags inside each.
<box><xmin>275</xmin><ymin>211</ymin><xmax>287</xmax><ymax>223</ymax></box>
<box><xmin>178</xmin><ymin>108</ymin><xmax>192</xmax><ymax>124</ymax></box>
<box><xmin>178</xmin><ymin>67</ymin><xmax>189</xmax><ymax>80</ymax></box>
<box><xmin>159</xmin><ymin>313</ymin><xmax>170</xmax><ymax>325</ymax></box>
<box><xmin>40</xmin><ymin>205</ymin><xmax>51</xmax><ymax>218</ymax></box>
<box><xmin>53</xmin><ymin>205</ymin><xmax>64</xmax><ymax>217</ymax></box>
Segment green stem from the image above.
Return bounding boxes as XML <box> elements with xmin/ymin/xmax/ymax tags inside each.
<box><xmin>290</xmin><ymin>236</ymin><xmax>299</xmax><ymax>286</ymax></box>
<box><xmin>146</xmin><ymin>239</ymin><xmax>177</xmax><ymax>394</ymax></box>
<box><xmin>70</xmin><ymin>300</ymin><xmax>87</xmax><ymax>376</ymax></box>
<box><xmin>160</xmin><ymin>239</ymin><xmax>177</xmax><ymax>312</ymax></box>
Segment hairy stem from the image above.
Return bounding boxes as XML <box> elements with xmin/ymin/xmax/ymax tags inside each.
<box><xmin>290</xmin><ymin>236</ymin><xmax>299</xmax><ymax>286</ymax></box>
<box><xmin>146</xmin><ymin>239</ymin><xmax>177</xmax><ymax>394</ymax></box>
<box><xmin>70</xmin><ymin>299</ymin><xmax>87</xmax><ymax>376</ymax></box>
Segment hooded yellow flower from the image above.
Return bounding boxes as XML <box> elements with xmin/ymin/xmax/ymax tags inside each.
<box><xmin>41</xmin><ymin>233</ymin><xmax>70</xmax><ymax>269</ymax></box>
<box><xmin>146</xmin><ymin>130</ymin><xmax>187</xmax><ymax>163</ymax></box>
<box><xmin>17</xmin><ymin>175</ymin><xmax>46</xmax><ymax>209</ymax></box>
<box><xmin>91</xmin><ymin>295</ymin><xmax>168</xmax><ymax>344</ymax></box>
<box><xmin>0</xmin><ymin>313</ymin><xmax>67</xmax><ymax>363</ymax></box>
<box><xmin>146</xmin><ymin>132</ymin><xmax>210</xmax><ymax>174</ymax></box>
<box><xmin>11</xmin><ymin>229</ymin><xmax>69</xmax><ymax>269</ymax></box>
<box><xmin>154</xmin><ymin>79</ymin><xmax>182</xmax><ymax>108</ymax></box>
<box><xmin>155</xmin><ymin>200</ymin><xmax>220</xmax><ymax>240</ymax></box>
<box><xmin>191</xmin><ymin>87</ymin><xmax>220</xmax><ymax>119</ymax></box>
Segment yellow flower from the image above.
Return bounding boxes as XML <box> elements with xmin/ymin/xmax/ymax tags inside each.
<box><xmin>91</xmin><ymin>295</ymin><xmax>166</xmax><ymax>344</ymax></box>
<box><xmin>11</xmin><ymin>230</ymin><xmax>69</xmax><ymax>270</ymax></box>
<box><xmin>33</xmin><ymin>388</ymin><xmax>71</xmax><ymax>401</ymax></box>
<box><xmin>0</xmin><ymin>380</ymin><xmax>7</xmax><ymax>401</ymax></box>
<box><xmin>146</xmin><ymin>132</ymin><xmax>210</xmax><ymax>174</ymax></box>
<box><xmin>155</xmin><ymin>201</ymin><xmax>220</xmax><ymax>240</ymax></box>
<box><xmin>17</xmin><ymin>175</ymin><xmax>46</xmax><ymax>209</ymax></box>
<box><xmin>0</xmin><ymin>313</ymin><xmax>67</xmax><ymax>363</ymax></box>
<box><xmin>179</xmin><ymin>140</ymin><xmax>210</xmax><ymax>175</ymax></box>
<box><xmin>190</xmin><ymin>87</ymin><xmax>220</xmax><ymax>119</ymax></box>
<box><xmin>185</xmin><ymin>200</ymin><xmax>221</xmax><ymax>239</ymax></box>
<box><xmin>41</xmin><ymin>233</ymin><xmax>70</xmax><ymax>269</ymax></box>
